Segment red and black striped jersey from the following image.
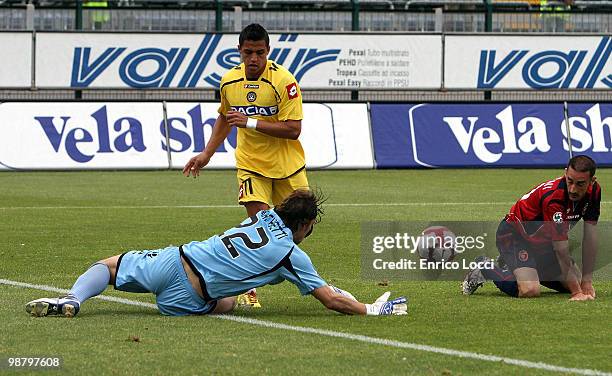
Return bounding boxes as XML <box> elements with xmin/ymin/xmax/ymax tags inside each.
<box><xmin>506</xmin><ymin>176</ymin><xmax>601</xmax><ymax>242</ymax></box>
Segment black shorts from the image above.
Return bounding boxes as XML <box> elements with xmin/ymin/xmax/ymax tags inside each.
<box><xmin>496</xmin><ymin>220</ymin><xmax>565</xmax><ymax>282</ymax></box>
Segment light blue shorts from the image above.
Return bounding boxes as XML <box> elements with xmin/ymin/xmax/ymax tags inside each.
<box><xmin>114</xmin><ymin>246</ymin><xmax>217</xmax><ymax>316</ymax></box>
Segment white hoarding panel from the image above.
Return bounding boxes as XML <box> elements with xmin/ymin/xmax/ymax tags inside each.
<box><xmin>166</xmin><ymin>103</ymin><xmax>372</xmax><ymax>170</ymax></box>
<box><xmin>163</xmin><ymin>102</ymin><xmax>235</xmax><ymax>169</ymax></box>
<box><xmin>36</xmin><ymin>33</ymin><xmax>441</xmax><ymax>89</ymax></box>
<box><xmin>324</xmin><ymin>103</ymin><xmax>374</xmax><ymax>169</ymax></box>
<box><xmin>0</xmin><ymin>32</ymin><xmax>32</xmax><ymax>88</ymax></box>
<box><xmin>0</xmin><ymin>102</ymin><xmax>373</xmax><ymax>171</ymax></box>
<box><xmin>445</xmin><ymin>35</ymin><xmax>612</xmax><ymax>90</ymax></box>
<box><xmin>0</xmin><ymin>103</ymin><xmax>168</xmax><ymax>169</ymax></box>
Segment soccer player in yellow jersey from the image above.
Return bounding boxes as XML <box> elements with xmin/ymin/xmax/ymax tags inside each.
<box><xmin>183</xmin><ymin>23</ymin><xmax>308</xmax><ymax>219</ymax></box>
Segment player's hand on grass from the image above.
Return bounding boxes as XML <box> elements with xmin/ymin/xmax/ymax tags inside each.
<box><xmin>365</xmin><ymin>292</ymin><xmax>407</xmax><ymax>316</ymax></box>
<box><xmin>579</xmin><ymin>280</ymin><xmax>596</xmax><ymax>299</ymax></box>
<box><xmin>569</xmin><ymin>292</ymin><xmax>594</xmax><ymax>301</ymax></box>
<box><xmin>183</xmin><ymin>153</ymin><xmax>211</xmax><ymax>178</ymax></box>
<box><xmin>226</xmin><ymin>110</ymin><xmax>247</xmax><ymax>128</ymax></box>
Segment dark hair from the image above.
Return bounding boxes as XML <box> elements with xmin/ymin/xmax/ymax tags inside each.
<box><xmin>274</xmin><ymin>189</ymin><xmax>325</xmax><ymax>233</ymax></box>
<box><xmin>567</xmin><ymin>155</ymin><xmax>596</xmax><ymax>177</ymax></box>
<box><xmin>239</xmin><ymin>23</ymin><xmax>269</xmax><ymax>47</ymax></box>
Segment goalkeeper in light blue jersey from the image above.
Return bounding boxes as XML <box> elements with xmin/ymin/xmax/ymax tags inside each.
<box><xmin>26</xmin><ymin>190</ymin><xmax>407</xmax><ymax>318</ymax></box>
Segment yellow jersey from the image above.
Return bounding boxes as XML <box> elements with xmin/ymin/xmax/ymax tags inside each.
<box><xmin>218</xmin><ymin>60</ymin><xmax>305</xmax><ymax>179</ymax></box>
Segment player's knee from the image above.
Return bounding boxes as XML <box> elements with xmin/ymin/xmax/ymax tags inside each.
<box><xmin>99</xmin><ymin>257</ymin><xmax>116</xmax><ymax>270</ymax></box>
<box><xmin>244</xmin><ymin>202</ymin><xmax>269</xmax><ymax>217</ymax></box>
<box><xmin>212</xmin><ymin>297</ymin><xmax>236</xmax><ymax>314</ymax></box>
<box><xmin>518</xmin><ymin>283</ymin><xmax>540</xmax><ymax>298</ymax></box>
<box><xmin>98</xmin><ymin>256</ymin><xmax>120</xmax><ymax>284</ymax></box>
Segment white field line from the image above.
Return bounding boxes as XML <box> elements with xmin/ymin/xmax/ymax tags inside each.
<box><xmin>2</xmin><ymin>278</ymin><xmax>610</xmax><ymax>376</ymax></box>
<box><xmin>1</xmin><ymin>202</ymin><xmax>612</xmax><ymax>210</ymax></box>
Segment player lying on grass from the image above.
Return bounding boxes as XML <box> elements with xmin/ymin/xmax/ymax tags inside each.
<box><xmin>26</xmin><ymin>189</ymin><xmax>407</xmax><ymax>317</ymax></box>
<box><xmin>462</xmin><ymin>155</ymin><xmax>600</xmax><ymax>301</ymax></box>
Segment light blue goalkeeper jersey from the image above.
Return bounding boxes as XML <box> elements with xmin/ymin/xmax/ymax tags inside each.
<box><xmin>181</xmin><ymin>209</ymin><xmax>327</xmax><ymax>300</ymax></box>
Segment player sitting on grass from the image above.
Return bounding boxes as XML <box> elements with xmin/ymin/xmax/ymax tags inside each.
<box><xmin>26</xmin><ymin>190</ymin><xmax>407</xmax><ymax>317</ymax></box>
<box><xmin>462</xmin><ymin>155</ymin><xmax>600</xmax><ymax>301</ymax></box>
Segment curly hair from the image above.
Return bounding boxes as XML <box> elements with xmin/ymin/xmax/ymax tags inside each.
<box><xmin>274</xmin><ymin>189</ymin><xmax>325</xmax><ymax>233</ymax></box>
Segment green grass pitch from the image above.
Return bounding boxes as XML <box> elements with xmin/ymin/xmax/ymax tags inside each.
<box><xmin>1</xmin><ymin>169</ymin><xmax>610</xmax><ymax>375</ymax></box>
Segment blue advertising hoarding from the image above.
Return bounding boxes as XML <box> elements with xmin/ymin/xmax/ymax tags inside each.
<box><xmin>371</xmin><ymin>103</ymin><xmax>612</xmax><ymax>168</ymax></box>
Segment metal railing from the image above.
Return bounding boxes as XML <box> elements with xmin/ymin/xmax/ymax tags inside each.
<box><xmin>1</xmin><ymin>88</ymin><xmax>610</xmax><ymax>102</ymax></box>
<box><xmin>0</xmin><ymin>0</ymin><xmax>610</xmax><ymax>33</ymax></box>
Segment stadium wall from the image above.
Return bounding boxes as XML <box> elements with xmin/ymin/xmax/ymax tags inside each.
<box><xmin>1</xmin><ymin>101</ymin><xmax>611</xmax><ymax>171</ymax></box>
<box><xmin>370</xmin><ymin>102</ymin><xmax>612</xmax><ymax>168</ymax></box>
<box><xmin>0</xmin><ymin>102</ymin><xmax>373</xmax><ymax>170</ymax></box>
<box><xmin>0</xmin><ymin>31</ymin><xmax>610</xmax><ymax>170</ymax></box>
<box><xmin>1</xmin><ymin>31</ymin><xmax>610</xmax><ymax>90</ymax></box>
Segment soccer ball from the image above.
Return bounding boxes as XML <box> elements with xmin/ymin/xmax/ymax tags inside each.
<box><xmin>417</xmin><ymin>226</ymin><xmax>456</xmax><ymax>262</ymax></box>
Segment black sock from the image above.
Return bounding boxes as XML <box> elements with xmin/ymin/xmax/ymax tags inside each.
<box><xmin>492</xmin><ymin>280</ymin><xmax>519</xmax><ymax>297</ymax></box>
<box><xmin>482</xmin><ymin>264</ymin><xmax>519</xmax><ymax>297</ymax></box>
<box><xmin>540</xmin><ymin>281</ymin><xmax>570</xmax><ymax>293</ymax></box>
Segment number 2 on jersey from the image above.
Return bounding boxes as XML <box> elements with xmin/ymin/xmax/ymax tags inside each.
<box><xmin>220</xmin><ymin>218</ymin><xmax>270</xmax><ymax>259</ymax></box>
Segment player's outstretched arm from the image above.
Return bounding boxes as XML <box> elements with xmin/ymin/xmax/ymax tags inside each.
<box><xmin>312</xmin><ymin>286</ymin><xmax>407</xmax><ymax>316</ymax></box>
<box><xmin>183</xmin><ymin>114</ymin><xmax>231</xmax><ymax>177</ymax></box>
<box><xmin>580</xmin><ymin>221</ymin><xmax>598</xmax><ymax>298</ymax></box>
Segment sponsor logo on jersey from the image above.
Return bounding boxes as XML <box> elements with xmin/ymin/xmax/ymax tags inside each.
<box><xmin>286</xmin><ymin>82</ymin><xmax>299</xmax><ymax>99</ymax></box>
<box><xmin>246</xmin><ymin>91</ymin><xmax>257</xmax><ymax>102</ymax></box>
<box><xmin>231</xmin><ymin>105</ymin><xmax>278</xmax><ymax>117</ymax></box>
<box><xmin>553</xmin><ymin>211</ymin><xmax>563</xmax><ymax>224</ymax></box>
<box><xmin>244</xmin><ymin>84</ymin><xmax>259</xmax><ymax>89</ymax></box>
<box><xmin>518</xmin><ymin>250</ymin><xmax>529</xmax><ymax>262</ymax></box>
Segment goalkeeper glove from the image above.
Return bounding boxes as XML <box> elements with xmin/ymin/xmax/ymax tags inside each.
<box><xmin>365</xmin><ymin>291</ymin><xmax>407</xmax><ymax>316</ymax></box>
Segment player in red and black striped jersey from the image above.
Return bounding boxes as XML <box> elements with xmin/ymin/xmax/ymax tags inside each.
<box><xmin>463</xmin><ymin>155</ymin><xmax>600</xmax><ymax>301</ymax></box>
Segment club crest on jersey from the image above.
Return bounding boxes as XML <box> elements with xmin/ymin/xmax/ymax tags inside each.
<box><xmin>518</xmin><ymin>250</ymin><xmax>529</xmax><ymax>262</ymax></box>
<box><xmin>246</xmin><ymin>91</ymin><xmax>257</xmax><ymax>102</ymax></box>
<box><xmin>553</xmin><ymin>212</ymin><xmax>563</xmax><ymax>224</ymax></box>
<box><xmin>231</xmin><ymin>105</ymin><xmax>278</xmax><ymax>116</ymax></box>
<box><xmin>286</xmin><ymin>82</ymin><xmax>299</xmax><ymax>99</ymax></box>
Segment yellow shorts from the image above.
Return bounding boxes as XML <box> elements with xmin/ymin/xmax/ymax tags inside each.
<box><xmin>237</xmin><ymin>168</ymin><xmax>309</xmax><ymax>207</ymax></box>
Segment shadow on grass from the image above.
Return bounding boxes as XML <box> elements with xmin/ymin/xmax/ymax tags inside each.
<box><xmin>463</xmin><ymin>288</ymin><xmax>570</xmax><ymax>298</ymax></box>
<box><xmin>56</xmin><ymin>307</ymin><xmax>161</xmax><ymax>318</ymax></box>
